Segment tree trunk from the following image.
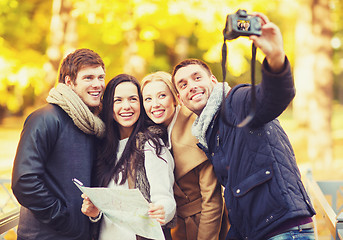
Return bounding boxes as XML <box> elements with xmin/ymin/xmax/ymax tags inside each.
<box><xmin>293</xmin><ymin>0</ymin><xmax>315</xmax><ymax>128</ymax></box>
<box><xmin>168</xmin><ymin>36</ymin><xmax>190</xmax><ymax>68</ymax></box>
<box><xmin>174</xmin><ymin>36</ymin><xmax>189</xmax><ymax>64</ymax></box>
<box><xmin>45</xmin><ymin>0</ymin><xmax>78</xmax><ymax>88</ymax></box>
<box><xmin>123</xmin><ymin>29</ymin><xmax>147</xmax><ymax>80</ymax></box>
<box><xmin>309</xmin><ymin>0</ymin><xmax>333</xmax><ymax>165</ymax></box>
<box><xmin>293</xmin><ymin>0</ymin><xmax>333</xmax><ymax>165</ymax></box>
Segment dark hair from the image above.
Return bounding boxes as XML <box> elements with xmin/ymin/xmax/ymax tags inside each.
<box><xmin>95</xmin><ymin>74</ymin><xmax>167</xmax><ymax>187</ymax></box>
<box><xmin>58</xmin><ymin>48</ymin><xmax>105</xmax><ymax>84</ymax></box>
<box><xmin>171</xmin><ymin>58</ymin><xmax>212</xmax><ymax>87</ymax></box>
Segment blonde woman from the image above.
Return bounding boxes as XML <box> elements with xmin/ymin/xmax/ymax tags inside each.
<box><xmin>81</xmin><ymin>74</ymin><xmax>176</xmax><ymax>240</ymax></box>
<box><xmin>141</xmin><ymin>71</ymin><xmax>229</xmax><ymax>240</ymax></box>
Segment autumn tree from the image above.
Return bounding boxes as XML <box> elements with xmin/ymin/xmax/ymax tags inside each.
<box><xmin>45</xmin><ymin>0</ymin><xmax>78</xmax><ymax>87</ymax></box>
<box><xmin>0</xmin><ymin>0</ymin><xmax>51</xmax><ymax>118</ymax></box>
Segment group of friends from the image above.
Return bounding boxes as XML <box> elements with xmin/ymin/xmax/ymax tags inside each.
<box><xmin>11</xmin><ymin>12</ymin><xmax>316</xmax><ymax>240</ymax></box>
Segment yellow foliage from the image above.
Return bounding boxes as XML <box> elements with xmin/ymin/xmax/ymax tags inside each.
<box><xmin>0</xmin><ymin>0</ymin><xmax>340</xmax><ymax>115</ymax></box>
<box><xmin>138</xmin><ymin>41</ymin><xmax>154</xmax><ymax>60</ymax></box>
<box><xmin>140</xmin><ymin>26</ymin><xmax>160</xmax><ymax>41</ymax></box>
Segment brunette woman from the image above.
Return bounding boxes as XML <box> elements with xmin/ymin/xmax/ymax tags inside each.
<box><xmin>82</xmin><ymin>74</ymin><xmax>176</xmax><ymax>240</ymax></box>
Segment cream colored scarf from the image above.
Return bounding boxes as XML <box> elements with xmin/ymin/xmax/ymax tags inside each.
<box><xmin>46</xmin><ymin>83</ymin><xmax>105</xmax><ymax>138</ymax></box>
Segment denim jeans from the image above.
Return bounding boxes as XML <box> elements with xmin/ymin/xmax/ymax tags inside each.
<box><xmin>267</xmin><ymin>228</ymin><xmax>315</xmax><ymax>240</ymax></box>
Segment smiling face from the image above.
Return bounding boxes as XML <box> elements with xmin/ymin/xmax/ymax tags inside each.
<box><xmin>142</xmin><ymin>80</ymin><xmax>176</xmax><ymax>126</ymax></box>
<box><xmin>66</xmin><ymin>65</ymin><xmax>105</xmax><ymax>109</ymax></box>
<box><xmin>174</xmin><ymin>64</ymin><xmax>217</xmax><ymax>115</ymax></box>
<box><xmin>112</xmin><ymin>81</ymin><xmax>140</xmax><ymax>139</ymax></box>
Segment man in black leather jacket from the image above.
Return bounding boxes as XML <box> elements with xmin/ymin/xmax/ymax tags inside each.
<box><xmin>11</xmin><ymin>48</ymin><xmax>106</xmax><ymax>240</ymax></box>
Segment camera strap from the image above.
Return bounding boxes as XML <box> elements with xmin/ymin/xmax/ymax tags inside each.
<box><xmin>220</xmin><ymin>39</ymin><xmax>257</xmax><ymax>127</ymax></box>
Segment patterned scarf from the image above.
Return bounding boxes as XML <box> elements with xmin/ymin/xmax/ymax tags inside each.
<box><xmin>46</xmin><ymin>83</ymin><xmax>105</xmax><ymax>138</ymax></box>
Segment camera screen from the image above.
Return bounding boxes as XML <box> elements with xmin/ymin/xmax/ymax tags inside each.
<box><xmin>237</xmin><ymin>20</ymin><xmax>250</xmax><ymax>31</ymax></box>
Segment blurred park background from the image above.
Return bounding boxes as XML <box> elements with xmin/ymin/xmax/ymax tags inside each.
<box><xmin>0</xmin><ymin>0</ymin><xmax>342</xmax><ymax>239</ymax></box>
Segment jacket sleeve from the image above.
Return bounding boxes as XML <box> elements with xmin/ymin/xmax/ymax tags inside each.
<box><xmin>144</xmin><ymin>140</ymin><xmax>176</xmax><ymax>225</ymax></box>
<box><xmin>197</xmin><ymin>160</ymin><xmax>224</xmax><ymax>240</ymax></box>
<box><xmin>228</xmin><ymin>56</ymin><xmax>295</xmax><ymax>128</ymax></box>
<box><xmin>256</xmin><ymin>57</ymin><xmax>295</xmax><ymax>123</ymax></box>
<box><xmin>11</xmin><ymin>109</ymin><xmax>75</xmax><ymax>235</ymax></box>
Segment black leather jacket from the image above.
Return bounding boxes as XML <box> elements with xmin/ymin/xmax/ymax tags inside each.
<box><xmin>12</xmin><ymin>104</ymin><xmax>96</xmax><ymax>240</ymax></box>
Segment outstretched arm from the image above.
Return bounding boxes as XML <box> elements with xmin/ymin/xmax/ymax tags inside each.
<box><xmin>249</xmin><ymin>12</ymin><xmax>285</xmax><ymax>73</ymax></box>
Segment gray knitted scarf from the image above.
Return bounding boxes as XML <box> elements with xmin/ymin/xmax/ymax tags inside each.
<box><xmin>46</xmin><ymin>83</ymin><xmax>105</xmax><ymax>138</ymax></box>
<box><xmin>192</xmin><ymin>82</ymin><xmax>230</xmax><ymax>149</ymax></box>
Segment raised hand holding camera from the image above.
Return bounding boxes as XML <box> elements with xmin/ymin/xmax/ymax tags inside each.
<box><xmin>223</xmin><ymin>9</ymin><xmax>262</xmax><ymax>40</ymax></box>
<box><xmin>224</xmin><ymin>10</ymin><xmax>285</xmax><ymax>72</ymax></box>
<box><xmin>220</xmin><ymin>10</ymin><xmax>287</xmax><ymax>127</ymax></box>
<box><xmin>221</xmin><ymin>9</ymin><xmax>260</xmax><ymax>127</ymax></box>
<box><xmin>249</xmin><ymin>12</ymin><xmax>285</xmax><ymax>72</ymax></box>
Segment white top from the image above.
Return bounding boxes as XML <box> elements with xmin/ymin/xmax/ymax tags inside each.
<box><xmin>166</xmin><ymin>105</ymin><xmax>181</xmax><ymax>150</ymax></box>
<box><xmin>99</xmin><ymin>138</ymin><xmax>176</xmax><ymax>240</ymax></box>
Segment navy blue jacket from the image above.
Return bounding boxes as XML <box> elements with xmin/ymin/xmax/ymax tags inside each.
<box><xmin>12</xmin><ymin>104</ymin><xmax>96</xmax><ymax>240</ymax></box>
<box><xmin>197</xmin><ymin>59</ymin><xmax>316</xmax><ymax>240</ymax></box>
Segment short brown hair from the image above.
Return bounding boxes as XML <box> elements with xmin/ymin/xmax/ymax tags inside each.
<box><xmin>171</xmin><ymin>58</ymin><xmax>212</xmax><ymax>86</ymax></box>
<box><xmin>58</xmin><ymin>48</ymin><xmax>105</xmax><ymax>84</ymax></box>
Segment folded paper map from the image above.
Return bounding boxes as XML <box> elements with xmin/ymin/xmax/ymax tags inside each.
<box><xmin>73</xmin><ymin>178</ymin><xmax>164</xmax><ymax>240</ymax></box>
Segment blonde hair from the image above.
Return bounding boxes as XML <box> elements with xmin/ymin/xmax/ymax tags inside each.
<box><xmin>141</xmin><ymin>71</ymin><xmax>180</xmax><ymax>105</ymax></box>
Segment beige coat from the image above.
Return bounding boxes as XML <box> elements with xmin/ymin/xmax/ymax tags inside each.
<box><xmin>170</xmin><ymin>106</ymin><xmax>229</xmax><ymax>240</ymax></box>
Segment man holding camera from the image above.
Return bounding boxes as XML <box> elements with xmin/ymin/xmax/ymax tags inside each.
<box><xmin>171</xmin><ymin>12</ymin><xmax>315</xmax><ymax>240</ymax></box>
